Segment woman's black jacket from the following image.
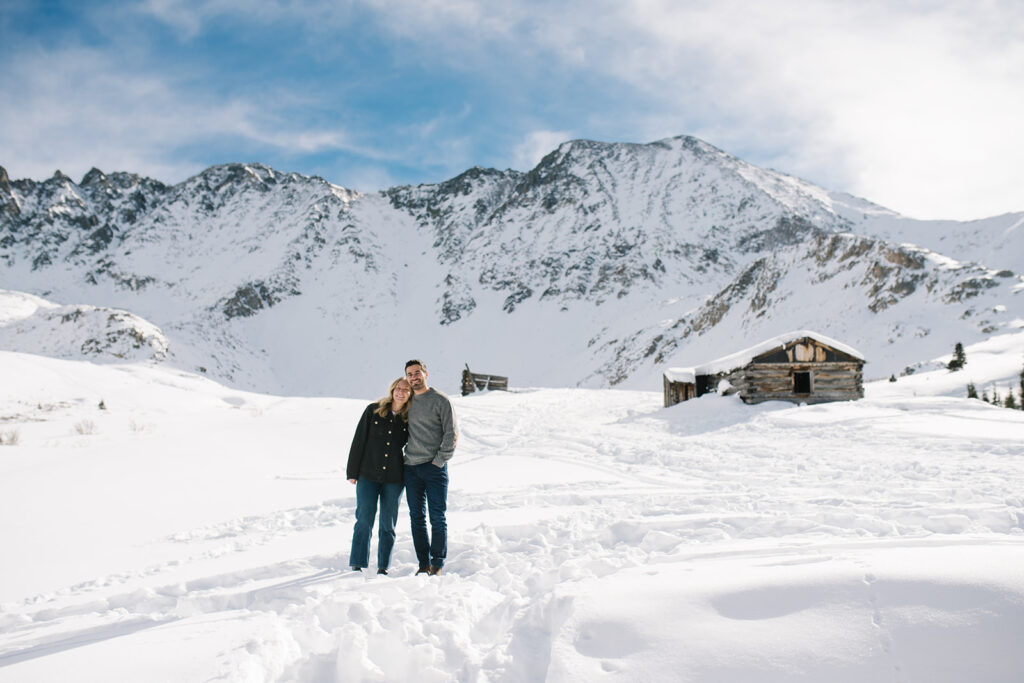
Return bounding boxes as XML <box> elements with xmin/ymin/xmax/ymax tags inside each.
<box><xmin>346</xmin><ymin>403</ymin><xmax>408</xmax><ymax>484</ymax></box>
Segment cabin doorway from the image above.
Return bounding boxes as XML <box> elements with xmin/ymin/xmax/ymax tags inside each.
<box><xmin>793</xmin><ymin>371</ymin><xmax>811</xmax><ymax>394</ymax></box>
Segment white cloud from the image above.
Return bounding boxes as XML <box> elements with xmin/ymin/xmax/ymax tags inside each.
<box><xmin>133</xmin><ymin>0</ymin><xmax>341</xmax><ymax>38</ymax></box>
<box><xmin>347</xmin><ymin>0</ymin><xmax>1024</xmax><ymax>219</ymax></box>
<box><xmin>534</xmin><ymin>0</ymin><xmax>1024</xmax><ymax>219</ymax></box>
<box><xmin>135</xmin><ymin>0</ymin><xmax>205</xmax><ymax>38</ymax></box>
<box><xmin>511</xmin><ymin>130</ymin><xmax>573</xmax><ymax>171</ymax></box>
<box><xmin>0</xmin><ymin>46</ymin><xmax>363</xmax><ymax>183</ymax></box>
<box><xmin>338</xmin><ymin>164</ymin><xmax>397</xmax><ymax>193</ymax></box>
<box><xmin>6</xmin><ymin>0</ymin><xmax>1022</xmax><ymax>219</ymax></box>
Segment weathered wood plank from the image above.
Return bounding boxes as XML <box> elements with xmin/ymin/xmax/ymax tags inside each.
<box><xmin>462</xmin><ymin>365</ymin><xmax>509</xmax><ymax>396</ymax></box>
<box><xmin>666</xmin><ymin>337</ymin><xmax>864</xmax><ymax>406</ymax></box>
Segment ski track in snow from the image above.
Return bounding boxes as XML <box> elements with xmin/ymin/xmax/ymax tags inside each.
<box><xmin>1</xmin><ymin>360</ymin><xmax>1024</xmax><ymax>680</ymax></box>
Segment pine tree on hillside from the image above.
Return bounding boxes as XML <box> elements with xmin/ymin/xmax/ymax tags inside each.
<box><xmin>1019</xmin><ymin>362</ymin><xmax>1024</xmax><ymax>410</ymax></box>
<box><xmin>992</xmin><ymin>387</ymin><xmax>1001</xmax><ymax>406</ymax></box>
<box><xmin>966</xmin><ymin>382</ymin><xmax>978</xmax><ymax>399</ymax></box>
<box><xmin>1006</xmin><ymin>392</ymin><xmax>1019</xmax><ymax>410</ymax></box>
<box><xmin>947</xmin><ymin>342</ymin><xmax>966</xmax><ymax>371</ymax></box>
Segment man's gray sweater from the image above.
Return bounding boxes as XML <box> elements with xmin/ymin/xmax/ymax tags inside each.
<box><xmin>404</xmin><ymin>388</ymin><xmax>458</xmax><ymax>466</ymax></box>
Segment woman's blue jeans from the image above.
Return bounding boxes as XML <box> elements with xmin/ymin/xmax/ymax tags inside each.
<box><xmin>349</xmin><ymin>479</ymin><xmax>404</xmax><ymax>570</ymax></box>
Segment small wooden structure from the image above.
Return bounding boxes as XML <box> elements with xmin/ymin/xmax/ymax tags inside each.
<box><xmin>462</xmin><ymin>364</ymin><xmax>509</xmax><ymax>396</ymax></box>
<box><xmin>663</xmin><ymin>368</ymin><xmax>697</xmax><ymax>406</ymax></box>
<box><xmin>664</xmin><ymin>331</ymin><xmax>864</xmax><ymax>407</ymax></box>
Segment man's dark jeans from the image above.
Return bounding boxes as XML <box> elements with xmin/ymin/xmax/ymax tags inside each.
<box><xmin>404</xmin><ymin>462</ymin><xmax>448</xmax><ymax>569</ymax></box>
<box><xmin>349</xmin><ymin>479</ymin><xmax>403</xmax><ymax>570</ymax></box>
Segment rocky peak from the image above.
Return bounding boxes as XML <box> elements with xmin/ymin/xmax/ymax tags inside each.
<box><xmin>0</xmin><ymin>166</ymin><xmax>17</xmax><ymax>219</ymax></box>
<box><xmin>1</xmin><ymin>137</ymin><xmax>1022</xmax><ymax>395</ymax></box>
<box><xmin>437</xmin><ymin>166</ymin><xmax>517</xmax><ymax>198</ymax></box>
<box><xmin>81</xmin><ymin>167</ymin><xmax>108</xmax><ymax>186</ymax></box>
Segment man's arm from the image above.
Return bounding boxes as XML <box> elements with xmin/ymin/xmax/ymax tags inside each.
<box><xmin>433</xmin><ymin>398</ymin><xmax>458</xmax><ymax>466</ymax></box>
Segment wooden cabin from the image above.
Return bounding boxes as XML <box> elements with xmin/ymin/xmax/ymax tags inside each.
<box><xmin>663</xmin><ymin>367</ymin><xmax>697</xmax><ymax>406</ymax></box>
<box><xmin>461</xmin><ymin>364</ymin><xmax>509</xmax><ymax>396</ymax></box>
<box><xmin>664</xmin><ymin>331</ymin><xmax>864</xmax><ymax>407</ymax></box>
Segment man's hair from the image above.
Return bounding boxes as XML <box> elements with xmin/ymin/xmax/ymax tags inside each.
<box><xmin>405</xmin><ymin>359</ymin><xmax>427</xmax><ymax>371</ymax></box>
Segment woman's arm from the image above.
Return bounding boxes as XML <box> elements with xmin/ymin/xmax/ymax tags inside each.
<box><xmin>345</xmin><ymin>404</ymin><xmax>373</xmax><ymax>481</ymax></box>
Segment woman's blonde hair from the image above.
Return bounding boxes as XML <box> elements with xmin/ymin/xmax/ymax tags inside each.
<box><xmin>376</xmin><ymin>377</ymin><xmax>412</xmax><ymax>420</ymax></box>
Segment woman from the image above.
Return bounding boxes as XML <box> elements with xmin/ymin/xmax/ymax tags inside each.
<box><xmin>346</xmin><ymin>377</ymin><xmax>411</xmax><ymax>574</ymax></box>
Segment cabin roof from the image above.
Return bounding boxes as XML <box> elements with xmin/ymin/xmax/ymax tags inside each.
<box><xmin>664</xmin><ymin>330</ymin><xmax>864</xmax><ymax>381</ymax></box>
<box><xmin>663</xmin><ymin>367</ymin><xmax>696</xmax><ymax>383</ymax></box>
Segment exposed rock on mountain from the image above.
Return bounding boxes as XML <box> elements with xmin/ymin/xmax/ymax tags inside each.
<box><xmin>0</xmin><ymin>290</ymin><xmax>169</xmax><ymax>362</ymax></box>
<box><xmin>0</xmin><ymin>137</ymin><xmax>1021</xmax><ymax>396</ymax></box>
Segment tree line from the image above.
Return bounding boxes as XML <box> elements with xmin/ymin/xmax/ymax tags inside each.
<box><xmin>950</xmin><ymin>342</ymin><xmax>1024</xmax><ymax>410</ymax></box>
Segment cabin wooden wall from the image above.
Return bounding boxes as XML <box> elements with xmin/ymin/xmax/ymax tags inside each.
<box><xmin>462</xmin><ymin>368</ymin><xmax>509</xmax><ymax>396</ymax></box>
<box><xmin>728</xmin><ymin>362</ymin><xmax>863</xmax><ymax>404</ymax></box>
<box><xmin>663</xmin><ymin>377</ymin><xmax>696</xmax><ymax>407</ymax></box>
<box><xmin>666</xmin><ymin>337</ymin><xmax>864</xmax><ymax>406</ymax></box>
<box><xmin>753</xmin><ymin>339</ymin><xmax>860</xmax><ymax>365</ymax></box>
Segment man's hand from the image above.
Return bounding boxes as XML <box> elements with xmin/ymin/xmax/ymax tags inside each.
<box><xmin>348</xmin><ymin>478</ymin><xmax>357</xmax><ymax>484</ymax></box>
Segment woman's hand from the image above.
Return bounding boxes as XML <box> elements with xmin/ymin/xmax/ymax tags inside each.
<box><xmin>348</xmin><ymin>478</ymin><xmax>357</xmax><ymax>485</ymax></box>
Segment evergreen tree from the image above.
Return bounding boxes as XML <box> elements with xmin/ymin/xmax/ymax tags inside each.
<box><xmin>947</xmin><ymin>342</ymin><xmax>966</xmax><ymax>371</ymax></box>
<box><xmin>1019</xmin><ymin>362</ymin><xmax>1024</xmax><ymax>410</ymax></box>
<box><xmin>1006</xmin><ymin>392</ymin><xmax>1019</xmax><ymax>410</ymax></box>
<box><xmin>966</xmin><ymin>382</ymin><xmax>978</xmax><ymax>399</ymax></box>
<box><xmin>992</xmin><ymin>387</ymin><xmax>1001</xmax><ymax>406</ymax></box>
<box><xmin>982</xmin><ymin>389</ymin><xmax>990</xmax><ymax>403</ymax></box>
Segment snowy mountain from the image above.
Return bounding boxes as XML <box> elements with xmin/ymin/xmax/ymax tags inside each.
<box><xmin>1</xmin><ymin>137</ymin><xmax>1022</xmax><ymax>396</ymax></box>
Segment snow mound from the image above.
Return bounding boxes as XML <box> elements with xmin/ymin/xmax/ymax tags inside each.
<box><xmin>0</xmin><ymin>289</ymin><xmax>169</xmax><ymax>363</ymax></box>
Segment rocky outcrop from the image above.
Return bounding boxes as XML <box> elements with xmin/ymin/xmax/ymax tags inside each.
<box><xmin>1</xmin><ymin>137</ymin><xmax>1021</xmax><ymax>393</ymax></box>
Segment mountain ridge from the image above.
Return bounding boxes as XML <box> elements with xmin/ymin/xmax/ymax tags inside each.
<box><xmin>1</xmin><ymin>136</ymin><xmax>1021</xmax><ymax>396</ymax></box>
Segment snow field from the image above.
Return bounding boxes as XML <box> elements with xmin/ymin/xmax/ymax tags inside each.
<box><xmin>1</xmin><ymin>334</ymin><xmax>1024</xmax><ymax>681</ymax></box>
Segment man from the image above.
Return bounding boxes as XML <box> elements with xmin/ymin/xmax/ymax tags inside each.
<box><xmin>403</xmin><ymin>359</ymin><xmax>458</xmax><ymax>576</ymax></box>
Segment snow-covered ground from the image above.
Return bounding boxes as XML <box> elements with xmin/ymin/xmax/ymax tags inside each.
<box><xmin>1</xmin><ymin>333</ymin><xmax>1023</xmax><ymax>681</ymax></box>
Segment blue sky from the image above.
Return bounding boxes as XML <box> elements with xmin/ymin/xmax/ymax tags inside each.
<box><xmin>1</xmin><ymin>0</ymin><xmax>1021</xmax><ymax>220</ymax></box>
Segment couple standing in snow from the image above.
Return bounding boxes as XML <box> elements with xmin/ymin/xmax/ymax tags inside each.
<box><xmin>345</xmin><ymin>359</ymin><xmax>458</xmax><ymax>576</ymax></box>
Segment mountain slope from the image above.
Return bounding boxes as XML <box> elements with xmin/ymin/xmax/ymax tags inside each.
<box><xmin>0</xmin><ymin>289</ymin><xmax>168</xmax><ymax>363</ymax></box>
<box><xmin>1</xmin><ymin>136</ymin><xmax>1021</xmax><ymax>395</ymax></box>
